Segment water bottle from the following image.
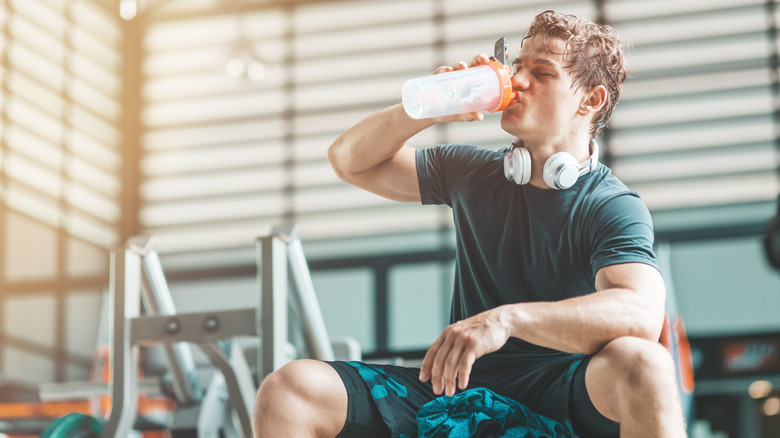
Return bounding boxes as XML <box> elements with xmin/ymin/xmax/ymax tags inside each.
<box><xmin>402</xmin><ymin>60</ymin><xmax>513</xmax><ymax>120</ymax></box>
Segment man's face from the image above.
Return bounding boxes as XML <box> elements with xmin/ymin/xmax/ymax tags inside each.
<box><xmin>500</xmin><ymin>36</ymin><xmax>588</xmax><ymax>144</ymax></box>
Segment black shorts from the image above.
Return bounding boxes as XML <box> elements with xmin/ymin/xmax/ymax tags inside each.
<box><xmin>327</xmin><ymin>352</ymin><xmax>618</xmax><ymax>438</ymax></box>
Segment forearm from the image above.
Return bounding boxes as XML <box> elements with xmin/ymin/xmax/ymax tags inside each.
<box><xmin>500</xmin><ymin>287</ymin><xmax>665</xmax><ymax>355</ymax></box>
<box><xmin>327</xmin><ymin>104</ymin><xmax>435</xmax><ymax>179</ymax></box>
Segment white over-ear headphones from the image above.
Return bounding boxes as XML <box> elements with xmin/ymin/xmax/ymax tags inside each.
<box><xmin>503</xmin><ymin>139</ymin><xmax>599</xmax><ymax>190</ymax></box>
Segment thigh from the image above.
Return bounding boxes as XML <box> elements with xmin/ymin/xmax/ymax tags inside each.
<box><xmin>328</xmin><ymin>361</ymin><xmax>438</xmax><ymax>437</ymax></box>
<box><xmin>570</xmin><ymin>355</ymin><xmax>620</xmax><ymax>438</ymax></box>
<box><xmin>255</xmin><ymin>359</ymin><xmax>349</xmax><ymax>438</ymax></box>
<box><xmin>327</xmin><ymin>361</ymin><xmax>390</xmax><ymax>438</ymax></box>
<box><xmin>582</xmin><ymin>336</ymin><xmax>679</xmax><ymax>437</ymax></box>
<box><xmin>469</xmin><ymin>352</ymin><xmax>619</xmax><ymax>438</ymax></box>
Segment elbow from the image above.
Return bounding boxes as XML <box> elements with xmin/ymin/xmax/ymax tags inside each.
<box><xmin>623</xmin><ymin>283</ymin><xmax>667</xmax><ymax>344</ymax></box>
<box><xmin>640</xmin><ymin>289</ymin><xmax>667</xmax><ymax>343</ymax></box>
<box><xmin>643</xmin><ymin>306</ymin><xmax>666</xmax><ymax>343</ymax></box>
<box><xmin>620</xmin><ymin>305</ymin><xmax>666</xmax><ymax>347</ymax></box>
<box><xmin>587</xmin><ymin>305</ymin><xmax>665</xmax><ymax>355</ymax></box>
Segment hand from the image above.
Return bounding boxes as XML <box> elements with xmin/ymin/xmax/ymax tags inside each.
<box><xmin>429</xmin><ymin>53</ymin><xmax>493</xmax><ymax>124</ymax></box>
<box><xmin>419</xmin><ymin>306</ymin><xmax>512</xmax><ymax>396</ymax></box>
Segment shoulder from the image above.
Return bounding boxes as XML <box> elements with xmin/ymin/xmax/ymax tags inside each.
<box><xmin>579</xmin><ymin>166</ymin><xmax>659</xmax><ymax>274</ymax></box>
<box><xmin>574</xmin><ymin>165</ymin><xmax>655</xmax><ymax>244</ymax></box>
<box><xmin>581</xmin><ymin>165</ymin><xmax>650</xmax><ymax>218</ymax></box>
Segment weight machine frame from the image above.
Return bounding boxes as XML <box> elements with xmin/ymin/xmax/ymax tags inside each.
<box><xmin>41</xmin><ymin>225</ymin><xmax>336</xmax><ymax>438</ymax></box>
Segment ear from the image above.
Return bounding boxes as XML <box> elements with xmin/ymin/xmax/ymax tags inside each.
<box><xmin>578</xmin><ymin>85</ymin><xmax>607</xmax><ymax>115</ymax></box>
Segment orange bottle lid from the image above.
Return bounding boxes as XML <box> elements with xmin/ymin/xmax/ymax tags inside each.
<box><xmin>485</xmin><ymin>60</ymin><xmax>514</xmax><ymax>112</ymax></box>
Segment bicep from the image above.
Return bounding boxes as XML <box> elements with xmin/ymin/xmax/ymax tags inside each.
<box><xmin>595</xmin><ymin>263</ymin><xmax>666</xmax><ymax>316</ymax></box>
<box><xmin>341</xmin><ymin>146</ymin><xmax>421</xmax><ymax>203</ymax></box>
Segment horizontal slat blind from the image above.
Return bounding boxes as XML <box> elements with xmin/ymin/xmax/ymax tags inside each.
<box><xmin>0</xmin><ymin>0</ymin><xmax>121</xmax><ymax>384</ymax></box>
<box><xmin>1</xmin><ymin>0</ymin><xmax>122</xmax><ymax>249</ymax></box>
<box><xmin>141</xmin><ymin>0</ymin><xmax>595</xmax><ymax>254</ymax></box>
<box><xmin>605</xmin><ymin>0</ymin><xmax>780</xmax><ymax>211</ymax></box>
<box><xmin>140</xmin><ymin>0</ymin><xmax>779</xmax><ymax>255</ymax></box>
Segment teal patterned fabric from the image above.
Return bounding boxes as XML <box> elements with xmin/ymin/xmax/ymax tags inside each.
<box><xmin>417</xmin><ymin>387</ymin><xmax>578</xmax><ymax>438</ymax></box>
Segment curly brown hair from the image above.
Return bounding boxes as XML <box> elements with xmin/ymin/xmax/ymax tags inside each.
<box><xmin>523</xmin><ymin>10</ymin><xmax>629</xmax><ymax>138</ymax></box>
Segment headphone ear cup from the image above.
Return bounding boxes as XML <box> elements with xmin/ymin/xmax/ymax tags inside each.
<box><xmin>504</xmin><ymin>147</ymin><xmax>531</xmax><ymax>185</ymax></box>
<box><xmin>543</xmin><ymin>152</ymin><xmax>579</xmax><ymax>189</ymax></box>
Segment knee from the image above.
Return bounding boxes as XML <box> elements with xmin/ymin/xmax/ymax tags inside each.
<box><xmin>253</xmin><ymin>360</ymin><xmax>347</xmax><ymax>437</ymax></box>
<box><xmin>596</xmin><ymin>336</ymin><xmax>677</xmax><ymax>390</ymax></box>
<box><xmin>255</xmin><ymin>360</ymin><xmax>315</xmax><ymax>408</ymax></box>
<box><xmin>254</xmin><ymin>359</ymin><xmax>345</xmax><ymax>414</ymax></box>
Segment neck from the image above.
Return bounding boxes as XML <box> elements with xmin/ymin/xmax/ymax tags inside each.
<box><xmin>521</xmin><ymin>137</ymin><xmax>593</xmax><ymax>189</ymax></box>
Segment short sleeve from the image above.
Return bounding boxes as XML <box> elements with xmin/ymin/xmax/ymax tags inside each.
<box><xmin>417</xmin><ymin>146</ymin><xmax>451</xmax><ymax>206</ymax></box>
<box><xmin>417</xmin><ymin>144</ymin><xmax>502</xmax><ymax>206</ymax></box>
<box><xmin>588</xmin><ymin>192</ymin><xmax>659</xmax><ymax>277</ymax></box>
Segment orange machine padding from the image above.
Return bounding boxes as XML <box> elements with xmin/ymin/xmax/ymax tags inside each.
<box><xmin>0</xmin><ymin>400</ymin><xmax>93</xmax><ymax>420</ymax></box>
<box><xmin>659</xmin><ymin>313</ymin><xmax>695</xmax><ymax>394</ymax></box>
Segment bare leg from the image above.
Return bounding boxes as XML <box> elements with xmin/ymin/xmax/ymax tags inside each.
<box><xmin>252</xmin><ymin>359</ymin><xmax>348</xmax><ymax>438</ymax></box>
<box><xmin>586</xmin><ymin>336</ymin><xmax>686</xmax><ymax>438</ymax></box>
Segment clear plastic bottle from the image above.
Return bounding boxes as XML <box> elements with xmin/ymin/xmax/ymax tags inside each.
<box><xmin>402</xmin><ymin>60</ymin><xmax>513</xmax><ymax>119</ymax></box>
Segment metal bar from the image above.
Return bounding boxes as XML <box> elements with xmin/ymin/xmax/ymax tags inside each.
<box><xmin>120</xmin><ymin>15</ymin><xmax>143</xmax><ymax>245</ymax></box>
<box><xmin>161</xmin><ymin>249</ymin><xmax>457</xmax><ymax>280</ymax></box>
<box><xmin>39</xmin><ymin>378</ymin><xmax>162</xmax><ymax>401</ymax></box>
<box><xmin>260</xmin><ymin>232</ymin><xmax>289</xmax><ymax>379</ymax></box>
<box><xmin>375</xmin><ymin>266</ymin><xmax>389</xmax><ymax>355</ymax></box>
<box><xmin>132</xmin><ymin>308</ymin><xmax>257</xmax><ymax>344</ymax></box>
<box><xmin>0</xmin><ymin>277</ymin><xmax>108</xmax><ymax>296</ymax></box>
<box><xmin>738</xmin><ymin>393</ymin><xmax>761</xmax><ymax>437</ymax></box>
<box><xmin>101</xmin><ymin>247</ymin><xmax>141</xmax><ymax>438</ymax></box>
<box><xmin>287</xmin><ymin>236</ymin><xmax>334</xmax><ymax>361</ymax></box>
<box><xmin>198</xmin><ymin>343</ymin><xmax>255</xmax><ymax>438</ymax></box>
<box><xmin>128</xmin><ymin>236</ymin><xmax>202</xmax><ymax>407</ymax></box>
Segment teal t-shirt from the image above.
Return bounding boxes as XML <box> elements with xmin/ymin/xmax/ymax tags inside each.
<box><xmin>417</xmin><ymin>144</ymin><xmax>658</xmax><ymax>355</ymax></box>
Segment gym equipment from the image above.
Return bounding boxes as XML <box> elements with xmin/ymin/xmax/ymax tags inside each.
<box><xmin>765</xmin><ymin>195</ymin><xmax>780</xmax><ymax>270</ymax></box>
<box><xmin>37</xmin><ymin>224</ymin><xmax>357</xmax><ymax>438</ymax></box>
<box><xmin>39</xmin><ymin>413</ymin><xmax>102</xmax><ymax>438</ymax></box>
<box><xmin>655</xmin><ymin>243</ymin><xmax>696</xmax><ymax>428</ymax></box>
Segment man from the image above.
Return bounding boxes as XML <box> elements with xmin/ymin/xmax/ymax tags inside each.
<box><xmin>253</xmin><ymin>10</ymin><xmax>686</xmax><ymax>438</ymax></box>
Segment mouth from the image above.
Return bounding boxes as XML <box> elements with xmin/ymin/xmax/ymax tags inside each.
<box><xmin>508</xmin><ymin>93</ymin><xmax>523</xmax><ymax>107</ymax></box>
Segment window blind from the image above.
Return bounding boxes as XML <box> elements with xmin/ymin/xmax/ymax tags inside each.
<box><xmin>605</xmin><ymin>0</ymin><xmax>780</xmax><ymax>211</ymax></box>
<box><xmin>2</xmin><ymin>0</ymin><xmax>122</xmax><ymax>249</ymax></box>
<box><xmin>140</xmin><ymin>0</ymin><xmax>779</xmax><ymax>258</ymax></box>
<box><xmin>0</xmin><ymin>0</ymin><xmax>122</xmax><ymax>383</ymax></box>
<box><xmin>140</xmin><ymin>0</ymin><xmax>593</xmax><ymax>255</ymax></box>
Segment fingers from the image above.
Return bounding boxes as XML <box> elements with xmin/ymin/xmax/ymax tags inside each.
<box><xmin>429</xmin><ymin>338</ymin><xmax>456</xmax><ymax>395</ymax></box>
<box><xmin>458</xmin><ymin>351</ymin><xmax>476</xmax><ymax>390</ymax></box>
<box><xmin>422</xmin><ymin>333</ymin><xmax>452</xmax><ymax>395</ymax></box>
<box><xmin>433</xmin><ymin>53</ymin><xmax>489</xmax><ymax>75</ymax></box>
<box><xmin>419</xmin><ymin>333</ymin><xmax>445</xmax><ymax>382</ymax></box>
<box><xmin>432</xmin><ymin>110</ymin><xmax>484</xmax><ymax>125</ymax></box>
<box><xmin>433</xmin><ymin>61</ymin><xmax>466</xmax><ymax>75</ymax></box>
<box><xmin>469</xmin><ymin>53</ymin><xmax>491</xmax><ymax>68</ymax></box>
<box><xmin>420</xmin><ymin>327</ymin><xmax>476</xmax><ymax>396</ymax></box>
<box><xmin>441</xmin><ymin>344</ymin><xmax>465</xmax><ymax>396</ymax></box>
<box><xmin>432</xmin><ymin>65</ymin><xmax>452</xmax><ymax>75</ymax></box>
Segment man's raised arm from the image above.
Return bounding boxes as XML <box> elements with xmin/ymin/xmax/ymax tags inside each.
<box><xmin>327</xmin><ymin>104</ymin><xmax>434</xmax><ymax>202</ymax></box>
<box><xmin>327</xmin><ymin>57</ymin><xmax>490</xmax><ymax>203</ymax></box>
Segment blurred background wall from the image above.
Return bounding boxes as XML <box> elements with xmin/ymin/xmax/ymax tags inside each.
<box><xmin>0</xmin><ymin>0</ymin><xmax>779</xmax><ymax>435</ymax></box>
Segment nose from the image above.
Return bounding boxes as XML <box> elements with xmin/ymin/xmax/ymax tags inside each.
<box><xmin>511</xmin><ymin>70</ymin><xmax>530</xmax><ymax>90</ymax></box>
